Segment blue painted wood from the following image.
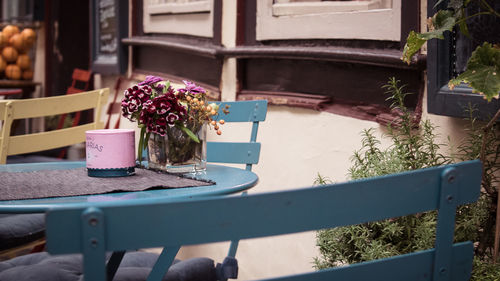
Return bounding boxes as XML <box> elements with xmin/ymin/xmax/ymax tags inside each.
<box><xmin>207</xmin><ymin>142</ymin><xmax>261</xmax><ymax>164</ymax></box>
<box><xmin>45</xmin><ymin>161</ymin><xmax>480</xmax><ymax>255</ymax></box>
<box><xmin>0</xmin><ymin>164</ymin><xmax>258</xmax><ymax>213</ymax></box>
<box><xmin>146</xmin><ymin>246</ymin><xmax>180</xmax><ymax>281</ymax></box>
<box><xmin>212</xmin><ymin>100</ymin><xmax>268</xmax><ymax>122</ymax></box>
<box><xmin>81</xmin><ymin>207</ymin><xmax>106</xmax><ymax>281</ymax></box>
<box><xmin>206</xmin><ymin>100</ymin><xmax>267</xmax><ymax>169</ymax></box>
<box><xmin>433</xmin><ymin>167</ymin><xmax>459</xmax><ymax>281</ymax></box>
<box><xmin>260</xmin><ymin>242</ymin><xmax>473</xmax><ymax>281</ymax></box>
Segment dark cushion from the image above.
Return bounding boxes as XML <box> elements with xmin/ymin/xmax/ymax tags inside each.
<box><xmin>0</xmin><ymin>251</ymin><xmax>217</xmax><ymax>281</ymax></box>
<box><xmin>0</xmin><ymin>214</ymin><xmax>45</xmax><ymax>251</ymax></box>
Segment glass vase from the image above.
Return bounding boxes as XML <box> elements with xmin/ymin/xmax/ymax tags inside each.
<box><xmin>147</xmin><ymin>123</ymin><xmax>207</xmax><ymax>173</ymax></box>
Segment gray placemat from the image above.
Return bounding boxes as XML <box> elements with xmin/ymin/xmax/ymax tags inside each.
<box><xmin>0</xmin><ymin>168</ymin><xmax>214</xmax><ymax>201</ymax></box>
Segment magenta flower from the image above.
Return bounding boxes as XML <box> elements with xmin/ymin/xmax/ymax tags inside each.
<box><xmin>121</xmin><ymin>85</ymin><xmax>153</xmax><ymax>121</ymax></box>
<box><xmin>138</xmin><ymin>75</ymin><xmax>163</xmax><ymax>86</ymax></box>
<box><xmin>136</xmin><ymin>92</ymin><xmax>188</xmax><ymax>135</ymax></box>
<box><xmin>178</xmin><ymin>80</ymin><xmax>206</xmax><ymax>95</ymax></box>
<box><xmin>166</xmin><ymin>113</ymin><xmax>179</xmax><ymax>125</ymax></box>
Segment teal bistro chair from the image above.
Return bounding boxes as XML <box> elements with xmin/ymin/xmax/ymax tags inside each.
<box><xmin>0</xmin><ymin>160</ymin><xmax>482</xmax><ymax>281</ymax></box>
<box><xmin>206</xmin><ymin>99</ymin><xmax>268</xmax><ymax>274</ymax></box>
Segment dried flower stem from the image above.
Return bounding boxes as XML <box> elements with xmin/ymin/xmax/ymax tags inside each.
<box><xmin>479</xmin><ymin>107</ymin><xmax>500</xmax><ymax>263</ymax></box>
<box><xmin>479</xmin><ymin>108</ymin><xmax>500</xmax><ymax>195</ymax></box>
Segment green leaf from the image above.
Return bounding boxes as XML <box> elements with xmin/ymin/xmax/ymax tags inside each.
<box><xmin>176</xmin><ymin>124</ymin><xmax>200</xmax><ymax>143</ymax></box>
<box><xmin>402</xmin><ymin>31</ymin><xmax>427</xmax><ymax>64</ymax></box>
<box><xmin>457</xmin><ymin>16</ymin><xmax>470</xmax><ymax>37</ymax></box>
<box><xmin>402</xmin><ymin>10</ymin><xmax>456</xmax><ymax>64</ymax></box>
<box><xmin>163</xmin><ymin>81</ymin><xmax>171</xmax><ymax>94</ymax></box>
<box><xmin>455</xmin><ymin>8</ymin><xmax>470</xmax><ymax>37</ymax></box>
<box><xmin>448</xmin><ymin>43</ymin><xmax>500</xmax><ymax>101</ymax></box>
<box><xmin>447</xmin><ymin>0</ymin><xmax>464</xmax><ymax>11</ymax></box>
<box><xmin>426</xmin><ymin>10</ymin><xmax>456</xmax><ymax>39</ymax></box>
<box><xmin>137</xmin><ymin>126</ymin><xmax>147</xmax><ymax>163</ymax></box>
<box><xmin>145</xmin><ymin>132</ymin><xmax>151</xmax><ymax>147</ymax></box>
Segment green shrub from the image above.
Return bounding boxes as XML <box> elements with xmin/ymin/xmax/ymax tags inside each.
<box><xmin>314</xmin><ymin>78</ymin><xmax>500</xmax><ymax>279</ymax></box>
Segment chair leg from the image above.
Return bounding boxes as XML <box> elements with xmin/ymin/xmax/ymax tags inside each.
<box><xmin>226</xmin><ymin>191</ymin><xmax>248</xmax><ymax>258</ymax></box>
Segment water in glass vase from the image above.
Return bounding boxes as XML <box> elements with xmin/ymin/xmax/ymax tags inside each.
<box><xmin>147</xmin><ymin>124</ymin><xmax>207</xmax><ymax>173</ymax></box>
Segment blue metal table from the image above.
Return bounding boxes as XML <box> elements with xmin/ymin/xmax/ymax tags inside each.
<box><xmin>0</xmin><ymin>162</ymin><xmax>258</xmax><ymax>213</ymax></box>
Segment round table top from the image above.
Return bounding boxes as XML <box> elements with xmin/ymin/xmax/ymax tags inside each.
<box><xmin>0</xmin><ymin>162</ymin><xmax>258</xmax><ymax>213</ymax></box>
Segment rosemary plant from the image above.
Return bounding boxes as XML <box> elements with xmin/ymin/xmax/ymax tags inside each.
<box><xmin>314</xmin><ymin>78</ymin><xmax>500</xmax><ymax>280</ymax></box>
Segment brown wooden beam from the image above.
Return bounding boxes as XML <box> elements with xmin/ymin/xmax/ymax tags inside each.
<box><xmin>123</xmin><ymin>36</ymin><xmax>426</xmax><ymax>69</ymax></box>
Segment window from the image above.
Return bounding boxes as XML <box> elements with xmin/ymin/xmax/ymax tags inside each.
<box><xmin>273</xmin><ymin>0</ymin><xmax>389</xmax><ymax>15</ymax></box>
<box><xmin>127</xmin><ymin>0</ymin><xmax>425</xmax><ymax>123</ymax></box>
<box><xmin>426</xmin><ymin>0</ymin><xmax>500</xmax><ymax>120</ymax></box>
<box><xmin>1</xmin><ymin>0</ymin><xmax>34</xmax><ymax>21</ymax></box>
<box><xmin>256</xmin><ymin>0</ymin><xmax>401</xmax><ymax>41</ymax></box>
<box><xmin>90</xmin><ymin>0</ymin><xmax>128</xmax><ymax>74</ymax></box>
<box><xmin>143</xmin><ymin>0</ymin><xmax>214</xmax><ymax>37</ymax></box>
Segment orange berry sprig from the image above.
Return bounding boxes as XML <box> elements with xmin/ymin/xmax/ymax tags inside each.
<box><xmin>204</xmin><ymin>103</ymin><xmax>228</xmax><ymax>135</ymax></box>
<box><xmin>183</xmin><ymin>93</ymin><xmax>228</xmax><ymax>135</ymax></box>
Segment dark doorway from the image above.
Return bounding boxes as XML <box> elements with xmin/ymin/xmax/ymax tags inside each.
<box><xmin>45</xmin><ymin>0</ymin><xmax>91</xmax><ymax>96</ymax></box>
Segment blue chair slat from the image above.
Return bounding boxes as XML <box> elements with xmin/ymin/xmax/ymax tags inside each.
<box><xmin>212</xmin><ymin>100</ymin><xmax>268</xmax><ymax>123</ymax></box>
<box><xmin>206</xmin><ymin>142</ymin><xmax>261</xmax><ymax>164</ymax></box>
<box><xmin>147</xmin><ymin>246</ymin><xmax>181</xmax><ymax>281</ymax></box>
<box><xmin>45</xmin><ymin>160</ymin><xmax>481</xmax><ymax>281</ymax></box>
<box><xmin>262</xmin><ymin>243</ymin><xmax>472</xmax><ymax>281</ymax></box>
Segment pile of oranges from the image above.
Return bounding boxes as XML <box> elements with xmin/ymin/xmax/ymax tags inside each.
<box><xmin>0</xmin><ymin>24</ymin><xmax>36</xmax><ymax>80</ymax></box>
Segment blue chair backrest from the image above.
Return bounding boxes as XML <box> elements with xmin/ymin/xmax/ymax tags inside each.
<box><xmin>207</xmin><ymin>100</ymin><xmax>268</xmax><ymax>171</ymax></box>
<box><xmin>45</xmin><ymin>160</ymin><xmax>482</xmax><ymax>281</ymax></box>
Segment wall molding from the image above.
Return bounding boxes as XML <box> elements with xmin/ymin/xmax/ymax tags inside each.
<box><xmin>123</xmin><ymin>36</ymin><xmax>425</xmax><ymax>69</ymax></box>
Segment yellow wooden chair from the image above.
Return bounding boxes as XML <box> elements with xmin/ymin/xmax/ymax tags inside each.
<box><xmin>0</xmin><ymin>88</ymin><xmax>109</xmax><ymax>259</ymax></box>
<box><xmin>0</xmin><ymin>88</ymin><xmax>109</xmax><ymax>164</ymax></box>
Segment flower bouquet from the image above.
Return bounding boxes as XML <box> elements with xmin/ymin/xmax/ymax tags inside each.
<box><xmin>121</xmin><ymin>76</ymin><xmax>227</xmax><ymax>173</ymax></box>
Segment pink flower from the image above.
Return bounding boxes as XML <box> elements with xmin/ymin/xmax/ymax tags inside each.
<box><xmin>166</xmin><ymin>113</ymin><xmax>179</xmax><ymax>124</ymax></box>
<box><xmin>138</xmin><ymin>75</ymin><xmax>163</xmax><ymax>86</ymax></box>
<box><xmin>121</xmin><ymin>85</ymin><xmax>154</xmax><ymax>121</ymax></box>
<box><xmin>177</xmin><ymin>80</ymin><xmax>206</xmax><ymax>95</ymax></box>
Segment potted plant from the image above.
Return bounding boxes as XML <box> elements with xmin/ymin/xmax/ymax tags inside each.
<box><xmin>121</xmin><ymin>76</ymin><xmax>228</xmax><ymax>173</ymax></box>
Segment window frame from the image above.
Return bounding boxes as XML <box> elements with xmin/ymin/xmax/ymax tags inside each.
<box><xmin>426</xmin><ymin>0</ymin><xmax>500</xmax><ymax>120</ymax></box>
<box><xmin>145</xmin><ymin>1</ymin><xmax>211</xmax><ymax>15</ymax></box>
<box><xmin>256</xmin><ymin>0</ymin><xmax>401</xmax><ymax>41</ymax></box>
<box><xmin>90</xmin><ymin>0</ymin><xmax>129</xmax><ymax>74</ymax></box>
<box><xmin>142</xmin><ymin>0</ymin><xmax>214</xmax><ymax>38</ymax></box>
